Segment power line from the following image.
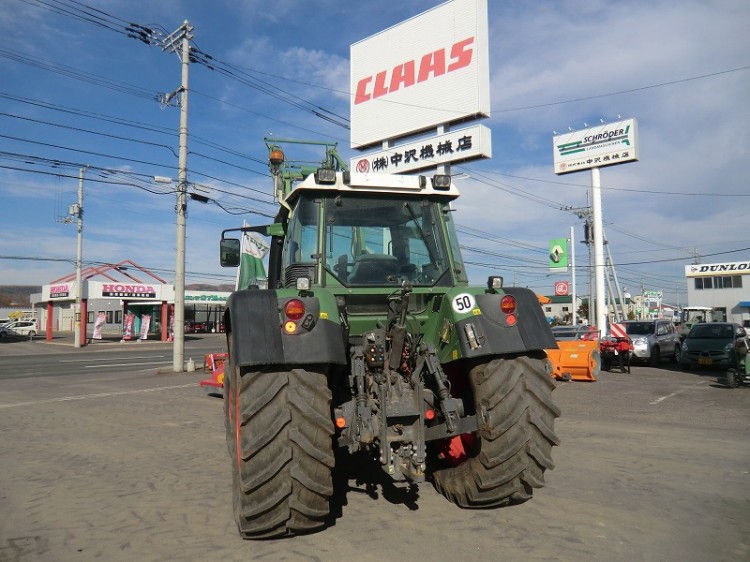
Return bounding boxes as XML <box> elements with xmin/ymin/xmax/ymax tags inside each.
<box><xmin>457</xmin><ymin>165</ymin><xmax>750</xmax><ymax>198</ymax></box>
<box><xmin>0</xmin><ymin>47</ymin><xmax>158</xmax><ymax>102</ymax></box>
<box><xmin>17</xmin><ymin>0</ymin><xmax>749</xmax><ymax>132</ymax></box>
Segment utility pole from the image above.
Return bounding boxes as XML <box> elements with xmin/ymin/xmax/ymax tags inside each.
<box><xmin>174</xmin><ymin>21</ymin><xmax>191</xmax><ymax>372</ymax></box>
<box><xmin>126</xmin><ymin>20</ymin><xmax>193</xmax><ymax>370</ymax></box>
<box><xmin>161</xmin><ymin>21</ymin><xmax>193</xmax><ymax>372</ymax></box>
<box><xmin>73</xmin><ymin>166</ymin><xmax>88</xmax><ymax>348</ymax></box>
<box><xmin>572</xmin><ymin>206</ymin><xmax>592</xmax><ymax>325</ymax></box>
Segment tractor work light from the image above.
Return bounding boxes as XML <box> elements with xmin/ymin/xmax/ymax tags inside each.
<box><xmin>315</xmin><ymin>168</ymin><xmax>337</xmax><ymax>184</ymax></box>
<box><xmin>296</xmin><ymin>277</ymin><xmax>310</xmax><ymax>291</ymax></box>
<box><xmin>487</xmin><ymin>276</ymin><xmax>503</xmax><ymax>290</ymax></box>
<box><xmin>269</xmin><ymin>146</ymin><xmax>285</xmax><ymax>167</ymax></box>
<box><xmin>432</xmin><ymin>174</ymin><xmax>452</xmax><ymax>190</ymax></box>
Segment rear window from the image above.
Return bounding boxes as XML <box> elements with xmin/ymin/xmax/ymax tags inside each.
<box><xmin>689</xmin><ymin>324</ymin><xmax>735</xmax><ymax>339</ymax></box>
<box><xmin>625</xmin><ymin>322</ymin><xmax>654</xmax><ymax>336</ymax></box>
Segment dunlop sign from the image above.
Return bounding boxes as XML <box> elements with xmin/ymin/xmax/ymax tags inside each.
<box><xmin>553</xmin><ymin>118</ymin><xmax>639</xmax><ymax>175</ymax></box>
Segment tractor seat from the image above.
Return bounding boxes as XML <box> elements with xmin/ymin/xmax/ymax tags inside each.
<box><xmin>349</xmin><ymin>254</ymin><xmax>400</xmax><ymax>284</ymax></box>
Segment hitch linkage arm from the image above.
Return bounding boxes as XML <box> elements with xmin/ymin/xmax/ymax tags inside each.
<box><xmin>419</xmin><ymin>344</ymin><xmax>462</xmax><ymax>434</ymax></box>
<box><xmin>351</xmin><ymin>345</ymin><xmax>374</xmax><ymax>443</ymax></box>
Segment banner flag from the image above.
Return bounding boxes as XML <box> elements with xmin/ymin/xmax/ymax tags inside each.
<box><xmin>140</xmin><ymin>314</ymin><xmax>151</xmax><ymax>340</ymax></box>
<box><xmin>123</xmin><ymin>313</ymin><xmax>135</xmax><ymax>340</ymax></box>
<box><xmin>237</xmin><ymin>227</ymin><xmax>269</xmax><ymax>290</ymax></box>
<box><xmin>92</xmin><ymin>312</ymin><xmax>106</xmax><ymax>339</ymax></box>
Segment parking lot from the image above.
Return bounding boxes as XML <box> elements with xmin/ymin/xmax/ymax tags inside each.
<box><xmin>0</xmin><ymin>340</ymin><xmax>748</xmax><ymax>562</ymax></box>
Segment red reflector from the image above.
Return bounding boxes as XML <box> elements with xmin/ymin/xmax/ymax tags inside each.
<box><xmin>284</xmin><ymin>299</ymin><xmax>305</xmax><ymax>321</ymax></box>
<box><xmin>425</xmin><ymin>409</ymin><xmax>435</xmax><ymax>420</ymax></box>
<box><xmin>500</xmin><ymin>294</ymin><xmax>516</xmax><ymax>314</ymax></box>
<box><xmin>506</xmin><ymin>313</ymin><xmax>517</xmax><ymax>326</ymax></box>
<box><xmin>335</xmin><ymin>417</ymin><xmax>347</xmax><ymax>428</ymax></box>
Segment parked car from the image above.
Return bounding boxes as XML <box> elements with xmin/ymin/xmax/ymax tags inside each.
<box><xmin>622</xmin><ymin>319</ymin><xmax>681</xmax><ymax>366</ymax></box>
<box><xmin>680</xmin><ymin>322</ymin><xmax>749</xmax><ymax>370</ymax></box>
<box><xmin>550</xmin><ymin>324</ymin><xmax>598</xmax><ymax>341</ymax></box>
<box><xmin>0</xmin><ymin>320</ymin><xmax>38</xmax><ymax>338</ymax></box>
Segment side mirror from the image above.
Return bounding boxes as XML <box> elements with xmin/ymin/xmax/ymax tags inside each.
<box><xmin>220</xmin><ymin>238</ymin><xmax>241</xmax><ymax>267</ymax></box>
<box><xmin>266</xmin><ymin>222</ymin><xmax>285</xmax><ymax>237</ymax></box>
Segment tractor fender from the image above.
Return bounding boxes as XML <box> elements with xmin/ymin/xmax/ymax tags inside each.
<box><xmin>435</xmin><ymin>286</ymin><xmax>558</xmax><ymax>362</ymax></box>
<box><xmin>224</xmin><ymin>288</ymin><xmax>347</xmax><ymax>368</ymax></box>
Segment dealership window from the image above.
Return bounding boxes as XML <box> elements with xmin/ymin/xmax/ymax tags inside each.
<box><xmin>544</xmin><ymin>306</ymin><xmax>552</xmax><ymax>313</ymax></box>
<box><xmin>695</xmin><ymin>276</ymin><xmax>743</xmax><ymax>290</ymax></box>
<box><xmin>87</xmin><ymin>311</ymin><xmax>94</xmax><ymax>324</ymax></box>
<box><xmin>115</xmin><ymin>310</ymin><xmax>122</xmax><ymax>324</ymax></box>
<box><xmin>713</xmin><ymin>276</ymin><xmax>734</xmax><ymax>289</ymax></box>
<box><xmin>106</xmin><ymin>310</ymin><xmax>113</xmax><ymax>323</ymax></box>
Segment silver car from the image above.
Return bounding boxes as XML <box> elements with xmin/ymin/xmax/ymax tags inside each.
<box><xmin>0</xmin><ymin>320</ymin><xmax>38</xmax><ymax>338</ymax></box>
<box><xmin>623</xmin><ymin>319</ymin><xmax>681</xmax><ymax>366</ymax></box>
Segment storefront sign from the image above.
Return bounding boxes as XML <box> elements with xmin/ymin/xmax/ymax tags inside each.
<box><xmin>350</xmin><ymin>124</ymin><xmax>491</xmax><ymax>174</ymax></box>
<box><xmin>42</xmin><ymin>282</ymin><xmax>80</xmax><ymax>301</ymax></box>
<box><xmin>50</xmin><ymin>284</ymin><xmax>70</xmax><ymax>298</ymax></box>
<box><xmin>548</xmin><ymin>238</ymin><xmax>568</xmax><ymax>271</ymax></box>
<box><xmin>685</xmin><ymin>261</ymin><xmax>750</xmax><ymax>277</ymax></box>
<box><xmin>553</xmin><ymin>119</ymin><xmax>639</xmax><ymax>174</ymax></box>
<box><xmin>350</xmin><ymin>0</ymin><xmax>490</xmax><ymax>149</ymax></box>
<box><xmin>185</xmin><ymin>292</ymin><xmax>229</xmax><ymax>302</ymax></box>
<box><xmin>554</xmin><ymin>281</ymin><xmax>570</xmax><ymax>296</ymax></box>
<box><xmin>101</xmin><ymin>284</ymin><xmax>157</xmax><ymax>298</ymax></box>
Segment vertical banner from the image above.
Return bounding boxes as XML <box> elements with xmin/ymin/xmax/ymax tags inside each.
<box><xmin>168</xmin><ymin>312</ymin><xmax>175</xmax><ymax>342</ymax></box>
<box><xmin>237</xmin><ymin>229</ymin><xmax>270</xmax><ymax>290</ymax></box>
<box><xmin>92</xmin><ymin>312</ymin><xmax>106</xmax><ymax>340</ymax></box>
<box><xmin>123</xmin><ymin>313</ymin><xmax>135</xmax><ymax>341</ymax></box>
<box><xmin>549</xmin><ymin>238</ymin><xmax>568</xmax><ymax>271</ymax></box>
<box><xmin>140</xmin><ymin>314</ymin><xmax>151</xmax><ymax>340</ymax></box>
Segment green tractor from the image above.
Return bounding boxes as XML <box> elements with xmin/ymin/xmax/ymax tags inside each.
<box><xmin>219</xmin><ymin>139</ymin><xmax>560</xmax><ymax>539</ymax></box>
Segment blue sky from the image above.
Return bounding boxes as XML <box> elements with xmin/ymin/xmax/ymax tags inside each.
<box><xmin>1</xmin><ymin>0</ymin><xmax>748</xmax><ymax>305</ymax></box>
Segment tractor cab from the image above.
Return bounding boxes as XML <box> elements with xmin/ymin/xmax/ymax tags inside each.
<box><xmin>279</xmin><ymin>170</ymin><xmax>468</xmax><ymax>292</ymax></box>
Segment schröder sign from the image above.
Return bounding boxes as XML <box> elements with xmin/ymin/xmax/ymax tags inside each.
<box><xmin>350</xmin><ymin>0</ymin><xmax>490</xmax><ymax>150</ymax></box>
<box><xmin>553</xmin><ymin>118</ymin><xmax>639</xmax><ymax>175</ymax></box>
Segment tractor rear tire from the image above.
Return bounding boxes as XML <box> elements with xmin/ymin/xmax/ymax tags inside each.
<box><xmin>432</xmin><ymin>353</ymin><xmax>560</xmax><ymax>508</ymax></box>
<box><xmin>226</xmin><ymin>364</ymin><xmax>334</xmax><ymax>539</ymax></box>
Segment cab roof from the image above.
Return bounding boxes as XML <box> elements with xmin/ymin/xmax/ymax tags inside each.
<box><xmin>283</xmin><ymin>170</ymin><xmax>460</xmax><ymax>204</ymax></box>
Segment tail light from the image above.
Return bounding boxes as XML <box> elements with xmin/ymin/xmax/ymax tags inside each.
<box><xmin>500</xmin><ymin>295</ymin><xmax>516</xmax><ymax>314</ymax></box>
<box><xmin>284</xmin><ymin>299</ymin><xmax>305</xmax><ymax>321</ymax></box>
<box><xmin>501</xmin><ymin>294</ymin><xmax>517</xmax><ymax>326</ymax></box>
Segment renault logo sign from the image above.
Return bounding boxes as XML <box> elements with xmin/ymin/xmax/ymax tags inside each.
<box><xmin>549</xmin><ymin>238</ymin><xmax>568</xmax><ymax>270</ymax></box>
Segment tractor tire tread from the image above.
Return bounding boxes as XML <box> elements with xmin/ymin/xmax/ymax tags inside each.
<box><xmin>229</xmin><ymin>366</ymin><xmax>334</xmax><ymax>539</ymax></box>
<box><xmin>432</xmin><ymin>353</ymin><xmax>559</xmax><ymax>508</ymax></box>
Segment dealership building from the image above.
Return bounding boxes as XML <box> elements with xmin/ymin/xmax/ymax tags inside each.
<box><xmin>30</xmin><ymin>262</ymin><xmax>230</xmax><ymax>343</ymax></box>
<box><xmin>685</xmin><ymin>260</ymin><xmax>750</xmax><ymax>324</ymax></box>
